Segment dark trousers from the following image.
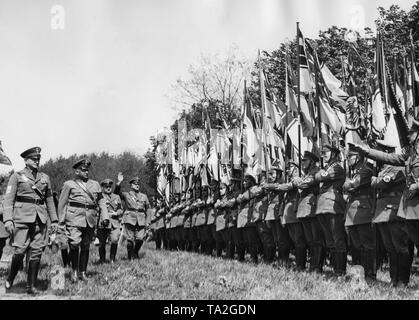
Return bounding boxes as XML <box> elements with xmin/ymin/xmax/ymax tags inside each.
<box><xmin>317</xmin><ymin>213</ymin><xmax>347</xmax><ymax>252</ymax></box>
<box><xmin>232</xmin><ymin>228</ymin><xmax>246</xmax><ymax>261</ymax></box>
<box><xmin>377</xmin><ymin>221</ymin><xmax>409</xmax><ymax>255</ymax></box>
<box><xmin>268</xmin><ymin>220</ymin><xmax>291</xmax><ymax>252</ymax></box>
<box><xmin>406</xmin><ymin>220</ymin><xmax>419</xmax><ymax>246</ymax></box>
<box><xmin>255</xmin><ymin>221</ymin><xmax>275</xmax><ymax>248</ymax></box>
<box><xmin>300</xmin><ymin>217</ymin><xmax>324</xmax><ymax>247</ymax></box>
<box><xmin>348</xmin><ymin>223</ymin><xmax>376</xmax><ymax>251</ymax></box>
<box><xmin>287</xmin><ymin>222</ymin><xmax>307</xmax><ymax>249</ymax></box>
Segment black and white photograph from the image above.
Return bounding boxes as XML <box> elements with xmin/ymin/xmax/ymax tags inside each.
<box><xmin>0</xmin><ymin>0</ymin><xmax>418</xmax><ymax>304</ymax></box>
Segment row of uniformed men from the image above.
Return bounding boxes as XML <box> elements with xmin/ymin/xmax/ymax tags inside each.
<box><xmin>148</xmin><ymin>138</ymin><xmax>418</xmax><ymax>288</ymax></box>
<box><xmin>0</xmin><ymin>147</ymin><xmax>150</xmax><ymax>294</ymax></box>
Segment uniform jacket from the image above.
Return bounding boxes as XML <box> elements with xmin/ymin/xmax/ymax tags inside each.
<box><xmin>296</xmin><ymin>166</ymin><xmax>320</xmax><ymax>219</ymax></box>
<box><xmin>344</xmin><ymin>161</ymin><xmax>374</xmax><ymax>226</ymax></box>
<box><xmin>4</xmin><ymin>168</ymin><xmax>58</xmax><ymax>225</ymax></box>
<box><xmin>114</xmin><ymin>185</ymin><xmax>149</xmax><ymax>226</ymax></box>
<box><xmin>314</xmin><ymin>161</ymin><xmax>346</xmax><ymax>215</ymax></box>
<box><xmin>265</xmin><ymin>181</ymin><xmax>298</xmax><ymax>224</ymax></box>
<box><xmin>99</xmin><ymin>192</ymin><xmax>123</xmax><ymax>229</ymax></box>
<box><xmin>237</xmin><ymin>186</ymin><xmax>257</xmax><ymax>228</ymax></box>
<box><xmin>153</xmin><ymin>207</ymin><xmax>166</xmax><ymax>230</ymax></box>
<box><xmin>0</xmin><ymin>194</ymin><xmax>9</xmax><ymax>238</ymax></box>
<box><xmin>214</xmin><ymin>194</ymin><xmax>228</xmax><ymax>231</ymax></box>
<box><xmin>58</xmin><ymin>179</ymin><xmax>108</xmax><ymax>228</ymax></box>
<box><xmin>206</xmin><ymin>196</ymin><xmax>216</xmax><ymax>226</ymax></box>
<box><xmin>264</xmin><ymin>190</ymin><xmax>283</xmax><ymax>222</ymax></box>
<box><xmin>251</xmin><ymin>187</ymin><xmax>268</xmax><ymax>223</ymax></box>
<box><xmin>225</xmin><ymin>190</ymin><xmax>241</xmax><ymax>228</ymax></box>
<box><xmin>367</xmin><ymin>147</ymin><xmax>419</xmax><ymax>220</ymax></box>
<box><xmin>372</xmin><ymin>165</ymin><xmax>406</xmax><ymax>223</ymax></box>
<box><xmin>194</xmin><ymin>198</ymin><xmax>207</xmax><ymax>227</ymax></box>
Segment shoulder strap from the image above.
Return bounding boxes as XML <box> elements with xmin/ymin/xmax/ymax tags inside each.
<box><xmin>74</xmin><ymin>180</ymin><xmax>97</xmax><ymax>205</ymax></box>
<box><xmin>18</xmin><ymin>172</ymin><xmax>46</xmax><ymax>201</ymax></box>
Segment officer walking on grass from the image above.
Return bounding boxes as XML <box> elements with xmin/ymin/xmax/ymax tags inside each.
<box><xmin>97</xmin><ymin>179</ymin><xmax>123</xmax><ymax>263</ymax></box>
<box><xmin>3</xmin><ymin>147</ymin><xmax>58</xmax><ymax>294</ymax></box>
<box><xmin>57</xmin><ymin>159</ymin><xmax>109</xmax><ymax>283</ymax></box>
<box><xmin>114</xmin><ymin>172</ymin><xmax>150</xmax><ymax>260</ymax></box>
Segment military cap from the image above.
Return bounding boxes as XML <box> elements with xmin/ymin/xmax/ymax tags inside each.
<box><xmin>20</xmin><ymin>146</ymin><xmax>41</xmax><ymax>159</ymax></box>
<box><xmin>322</xmin><ymin>143</ymin><xmax>340</xmax><ymax>153</ymax></box>
<box><xmin>100</xmin><ymin>178</ymin><xmax>114</xmax><ymax>186</ymax></box>
<box><xmin>302</xmin><ymin>150</ymin><xmax>319</xmax><ymax>162</ymax></box>
<box><xmin>129</xmin><ymin>177</ymin><xmax>140</xmax><ymax>184</ymax></box>
<box><xmin>72</xmin><ymin>158</ymin><xmax>91</xmax><ymax>169</ymax></box>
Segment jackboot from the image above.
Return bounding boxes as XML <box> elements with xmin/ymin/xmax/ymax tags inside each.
<box><xmin>110</xmin><ymin>244</ymin><xmax>118</xmax><ymax>262</ymax></box>
<box><xmin>26</xmin><ymin>260</ymin><xmax>41</xmax><ymax>295</ymax></box>
<box><xmin>263</xmin><ymin>246</ymin><xmax>275</xmax><ymax>264</ymax></box>
<box><xmin>329</xmin><ymin>250</ymin><xmax>336</xmax><ymax>270</ymax></box>
<box><xmin>215</xmin><ymin>242</ymin><xmax>223</xmax><ymax>257</ymax></box>
<box><xmin>398</xmin><ymin>252</ymin><xmax>411</xmax><ymax>287</ymax></box>
<box><xmin>78</xmin><ymin>249</ymin><xmax>89</xmax><ymax>282</ymax></box>
<box><xmin>133</xmin><ymin>240</ymin><xmax>143</xmax><ymax>259</ymax></box>
<box><xmin>225</xmin><ymin>241</ymin><xmax>234</xmax><ymax>259</ymax></box>
<box><xmin>98</xmin><ymin>246</ymin><xmax>106</xmax><ymax>263</ymax></box>
<box><xmin>364</xmin><ymin>249</ymin><xmax>376</xmax><ymax>282</ymax></box>
<box><xmin>5</xmin><ymin>254</ymin><xmax>24</xmax><ymax>290</ymax></box>
<box><xmin>69</xmin><ymin>248</ymin><xmax>79</xmax><ymax>283</ymax></box>
<box><xmin>61</xmin><ymin>249</ymin><xmax>69</xmax><ymax>267</ymax></box>
<box><xmin>127</xmin><ymin>241</ymin><xmax>134</xmax><ymax>260</ymax></box>
<box><xmin>237</xmin><ymin>246</ymin><xmax>245</xmax><ymax>262</ymax></box>
<box><xmin>334</xmin><ymin>251</ymin><xmax>347</xmax><ymax>276</ymax></box>
<box><xmin>311</xmin><ymin>246</ymin><xmax>324</xmax><ymax>273</ymax></box>
<box><xmin>278</xmin><ymin>247</ymin><xmax>290</xmax><ymax>267</ymax></box>
<box><xmin>351</xmin><ymin>247</ymin><xmax>361</xmax><ymax>265</ymax></box>
<box><xmin>295</xmin><ymin>247</ymin><xmax>307</xmax><ymax>271</ymax></box>
<box><xmin>389</xmin><ymin>252</ymin><xmax>399</xmax><ymax>287</ymax></box>
<box><xmin>250</xmin><ymin>245</ymin><xmax>258</xmax><ymax>264</ymax></box>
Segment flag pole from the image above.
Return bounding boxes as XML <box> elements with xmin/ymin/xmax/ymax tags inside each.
<box><xmin>410</xmin><ymin>29</ymin><xmax>417</xmax><ymax>118</ymax></box>
<box><xmin>241</xmin><ymin>80</ymin><xmax>246</xmax><ymax>192</ymax></box>
<box><xmin>284</xmin><ymin>55</ymin><xmax>289</xmax><ymax>183</ymax></box>
<box><xmin>258</xmin><ymin>50</ymin><xmax>269</xmax><ymax>180</ymax></box>
<box><xmin>296</xmin><ymin>22</ymin><xmax>302</xmax><ymax>175</ymax></box>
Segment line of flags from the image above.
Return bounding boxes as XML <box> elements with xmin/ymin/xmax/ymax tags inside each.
<box><xmin>155</xmin><ymin>24</ymin><xmax>419</xmax><ymax>205</ymax></box>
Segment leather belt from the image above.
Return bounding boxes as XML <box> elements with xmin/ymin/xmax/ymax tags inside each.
<box><xmin>68</xmin><ymin>201</ymin><xmax>96</xmax><ymax>210</ymax></box>
<box><xmin>378</xmin><ymin>192</ymin><xmax>403</xmax><ymax>199</ymax></box>
<box><xmin>16</xmin><ymin>196</ymin><xmax>44</xmax><ymax>205</ymax></box>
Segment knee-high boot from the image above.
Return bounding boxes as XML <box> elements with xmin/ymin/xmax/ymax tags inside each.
<box><xmin>110</xmin><ymin>244</ymin><xmax>118</xmax><ymax>262</ymax></box>
<box><xmin>26</xmin><ymin>259</ymin><xmax>41</xmax><ymax>295</ymax></box>
<box><xmin>79</xmin><ymin>249</ymin><xmax>89</xmax><ymax>281</ymax></box>
<box><xmin>69</xmin><ymin>247</ymin><xmax>79</xmax><ymax>283</ymax></box>
<box><xmin>127</xmin><ymin>241</ymin><xmax>134</xmax><ymax>260</ymax></box>
<box><xmin>5</xmin><ymin>254</ymin><xmax>24</xmax><ymax>290</ymax></box>
<box><xmin>389</xmin><ymin>252</ymin><xmax>399</xmax><ymax>287</ymax></box>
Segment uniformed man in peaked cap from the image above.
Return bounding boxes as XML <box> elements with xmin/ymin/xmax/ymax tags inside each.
<box><xmin>313</xmin><ymin>143</ymin><xmax>348</xmax><ymax>276</ymax></box>
<box><xmin>97</xmin><ymin>179</ymin><xmax>123</xmax><ymax>263</ymax></box>
<box><xmin>367</xmin><ymin>140</ymin><xmax>409</xmax><ymax>287</ymax></box>
<box><xmin>115</xmin><ymin>172</ymin><xmax>150</xmax><ymax>260</ymax></box>
<box><xmin>343</xmin><ymin>149</ymin><xmax>375</xmax><ymax>280</ymax></box>
<box><xmin>57</xmin><ymin>158</ymin><xmax>109</xmax><ymax>282</ymax></box>
<box><xmin>351</xmin><ymin>124</ymin><xmax>419</xmax><ymax>286</ymax></box>
<box><xmin>4</xmin><ymin>147</ymin><xmax>58</xmax><ymax>294</ymax></box>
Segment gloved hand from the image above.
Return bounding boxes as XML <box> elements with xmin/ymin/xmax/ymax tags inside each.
<box><xmin>5</xmin><ymin>221</ymin><xmax>14</xmax><ymax>235</ymax></box>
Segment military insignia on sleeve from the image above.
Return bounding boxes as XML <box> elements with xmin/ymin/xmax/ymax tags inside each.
<box><xmin>321</xmin><ymin>171</ymin><xmax>328</xmax><ymax>177</ymax></box>
<box><xmin>383</xmin><ymin>176</ymin><xmax>391</xmax><ymax>183</ymax></box>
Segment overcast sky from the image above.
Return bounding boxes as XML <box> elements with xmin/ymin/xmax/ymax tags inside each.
<box><xmin>0</xmin><ymin>0</ymin><xmax>415</xmax><ymax>172</ymax></box>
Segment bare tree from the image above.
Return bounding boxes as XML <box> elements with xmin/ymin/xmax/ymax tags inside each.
<box><xmin>168</xmin><ymin>44</ymin><xmax>252</xmax><ymax>113</ymax></box>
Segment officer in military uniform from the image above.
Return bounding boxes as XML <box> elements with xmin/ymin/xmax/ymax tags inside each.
<box><xmin>313</xmin><ymin>144</ymin><xmax>347</xmax><ymax>276</ymax></box>
<box><xmin>213</xmin><ymin>182</ymin><xmax>228</xmax><ymax>257</ymax></box>
<box><xmin>352</xmin><ymin>125</ymin><xmax>419</xmax><ymax>286</ymax></box>
<box><xmin>366</xmin><ymin>141</ymin><xmax>409</xmax><ymax>286</ymax></box>
<box><xmin>343</xmin><ymin>150</ymin><xmax>375</xmax><ymax>279</ymax></box>
<box><xmin>0</xmin><ymin>176</ymin><xmax>9</xmax><ymax>262</ymax></box>
<box><xmin>294</xmin><ymin>151</ymin><xmax>325</xmax><ymax>272</ymax></box>
<box><xmin>97</xmin><ymin>179</ymin><xmax>123</xmax><ymax>263</ymax></box>
<box><xmin>195</xmin><ymin>186</ymin><xmax>210</xmax><ymax>254</ymax></box>
<box><xmin>58</xmin><ymin>159</ymin><xmax>109</xmax><ymax>282</ymax></box>
<box><xmin>152</xmin><ymin>198</ymin><xmax>167</xmax><ymax>250</ymax></box>
<box><xmin>236</xmin><ymin>172</ymin><xmax>261</xmax><ymax>264</ymax></box>
<box><xmin>115</xmin><ymin>173</ymin><xmax>150</xmax><ymax>260</ymax></box>
<box><xmin>4</xmin><ymin>147</ymin><xmax>58</xmax><ymax>294</ymax></box>
<box><xmin>255</xmin><ymin>169</ymin><xmax>280</xmax><ymax>264</ymax></box>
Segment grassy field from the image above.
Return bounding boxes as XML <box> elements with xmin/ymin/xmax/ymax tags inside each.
<box><xmin>0</xmin><ymin>241</ymin><xmax>418</xmax><ymax>300</ymax></box>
